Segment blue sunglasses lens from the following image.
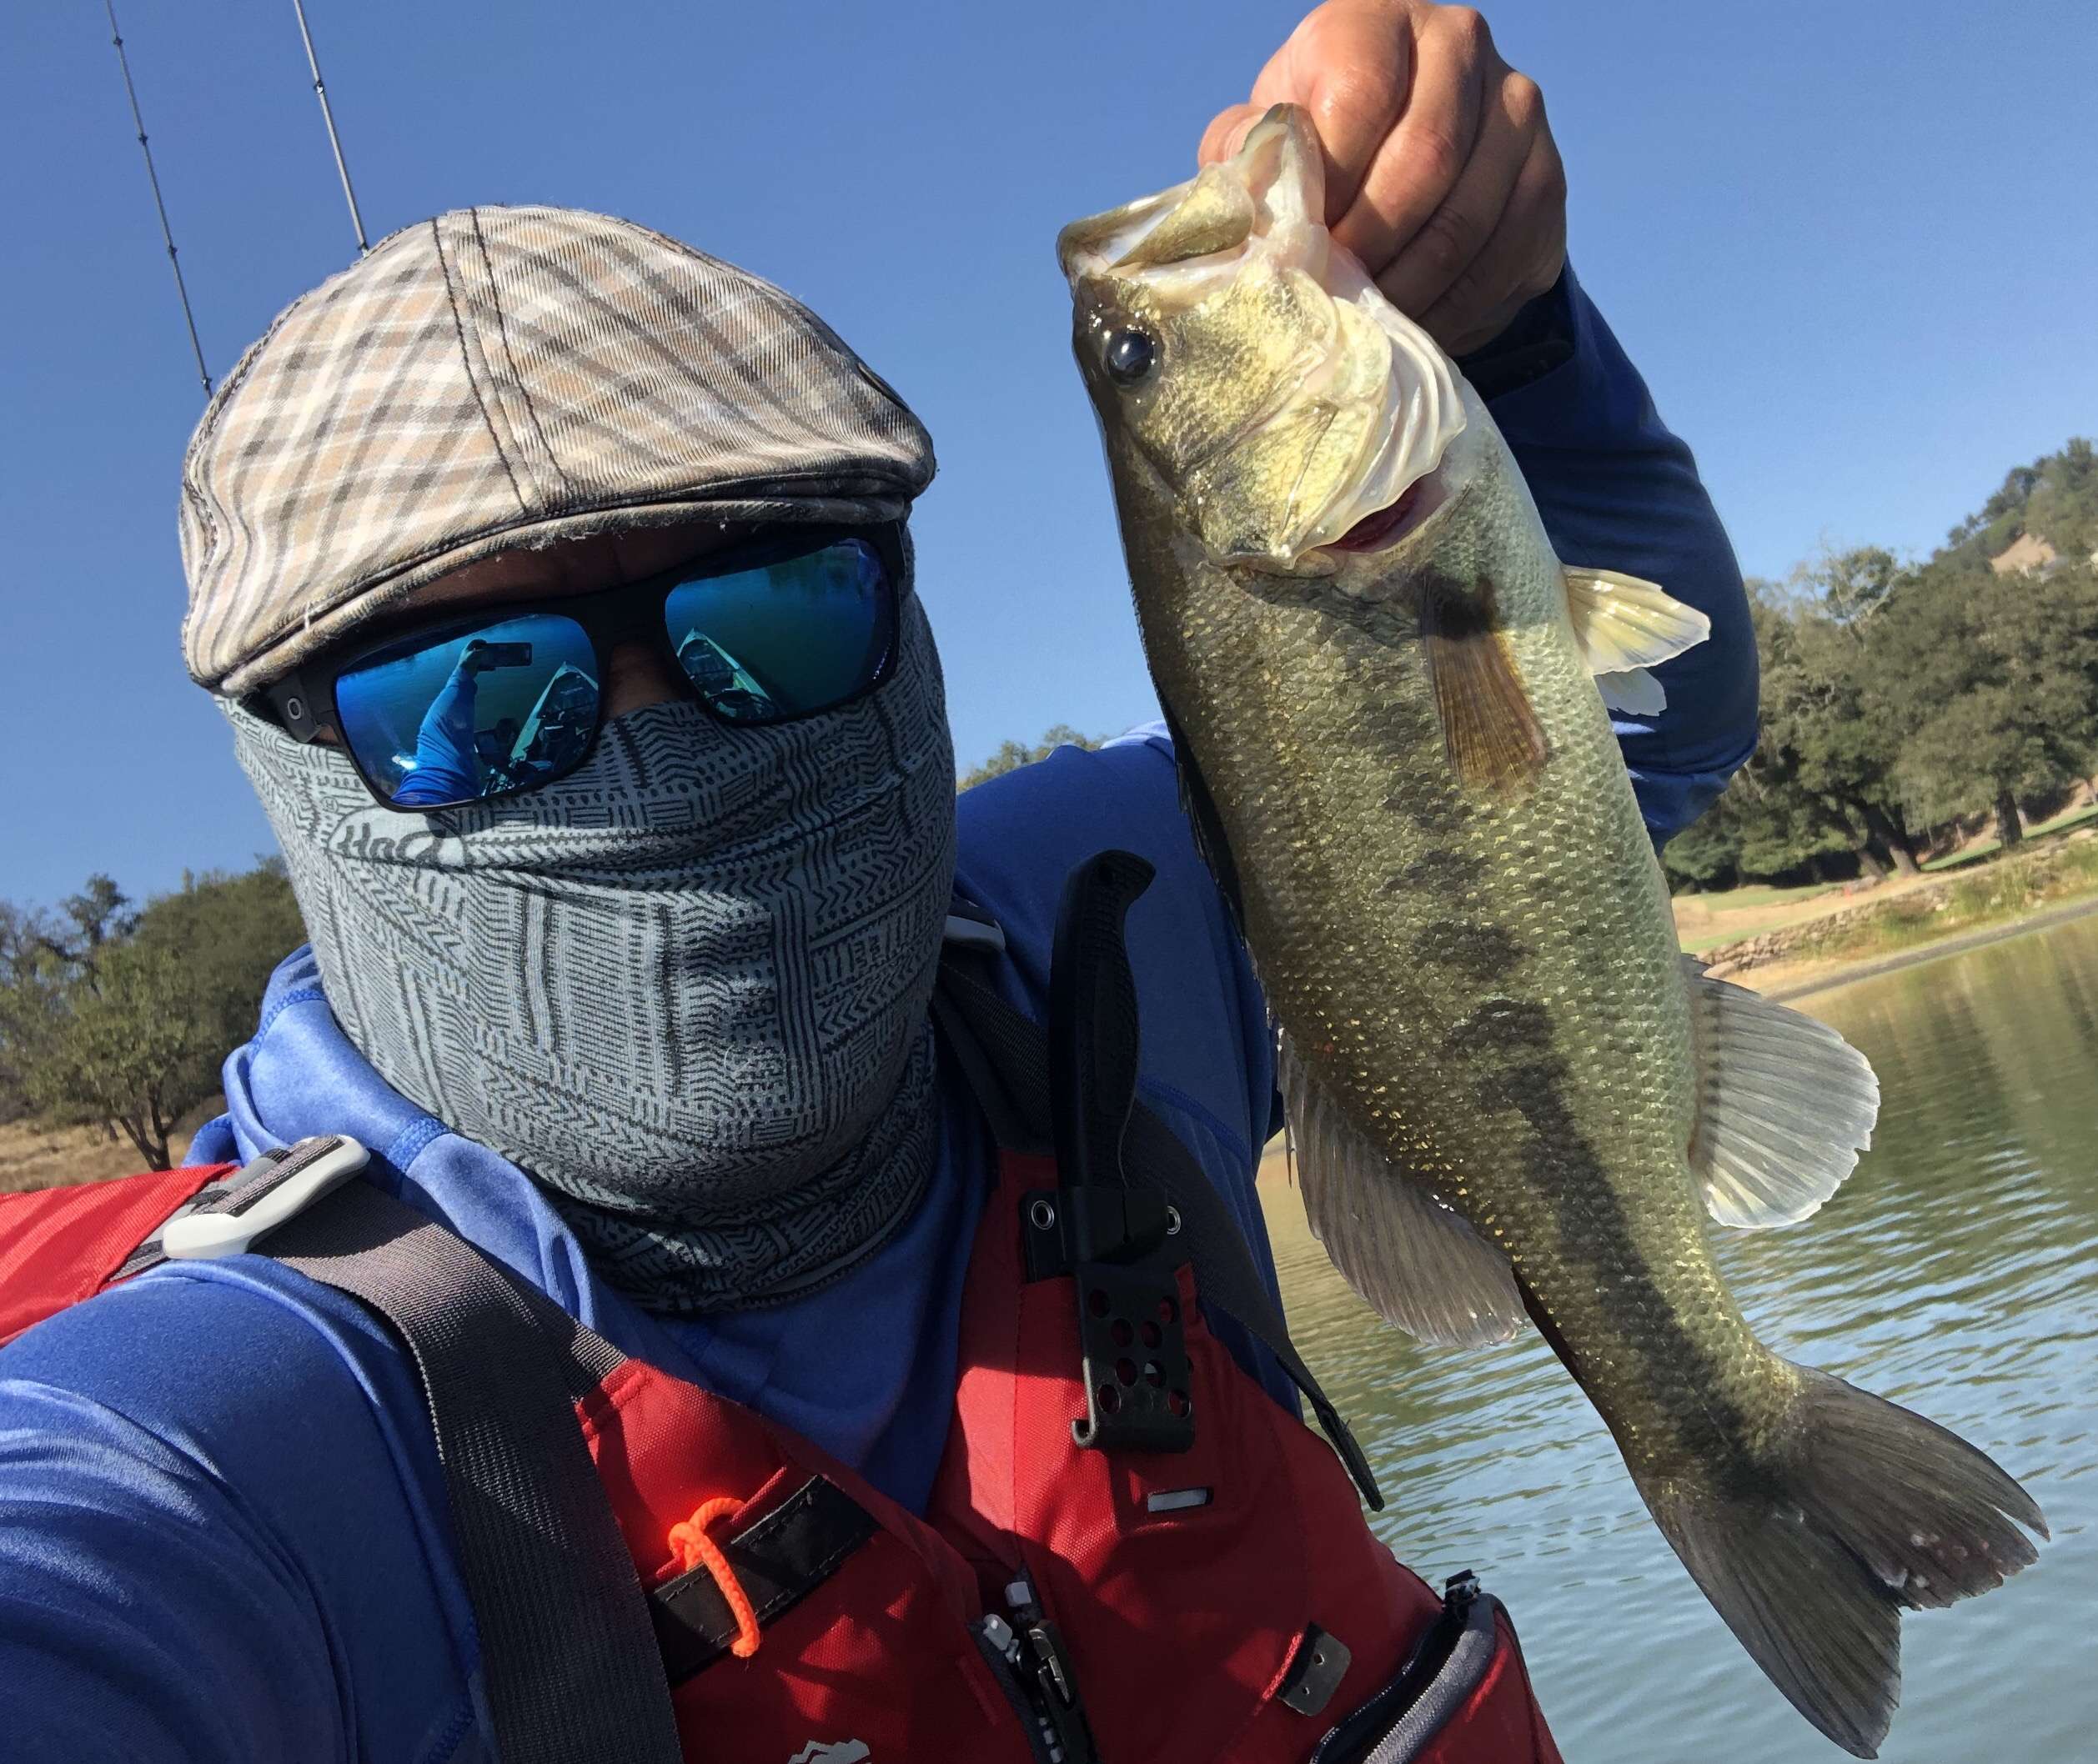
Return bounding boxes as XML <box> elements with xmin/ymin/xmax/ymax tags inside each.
<box><xmin>663</xmin><ymin>537</ymin><xmax>892</xmax><ymax>725</ymax></box>
<box><xmin>334</xmin><ymin>613</ymin><xmax>600</xmax><ymax>808</ymax></box>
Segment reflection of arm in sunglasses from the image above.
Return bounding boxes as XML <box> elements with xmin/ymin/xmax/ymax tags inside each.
<box><xmin>391</xmin><ymin>641</ymin><xmax>527</xmax><ymax>807</ymax></box>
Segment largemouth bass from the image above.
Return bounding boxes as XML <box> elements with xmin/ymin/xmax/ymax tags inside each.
<box><xmin>1057</xmin><ymin>105</ymin><xmax>2044</xmax><ymax>1758</ymax></box>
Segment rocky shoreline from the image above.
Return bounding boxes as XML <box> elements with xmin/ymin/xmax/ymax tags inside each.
<box><xmin>1699</xmin><ymin>834</ymin><xmax>2098</xmax><ymax>983</ymax></box>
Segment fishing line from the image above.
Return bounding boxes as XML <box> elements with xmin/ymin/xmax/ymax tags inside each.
<box><xmin>102</xmin><ymin>0</ymin><xmax>211</xmax><ymax>394</ymax></box>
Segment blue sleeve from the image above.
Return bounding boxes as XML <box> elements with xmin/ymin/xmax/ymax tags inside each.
<box><xmin>0</xmin><ymin>1267</ymin><xmax>484</xmax><ymax>1763</ymax></box>
<box><xmin>1480</xmin><ymin>265</ymin><xmax>1759</xmax><ymax>843</ymax></box>
<box><xmin>392</xmin><ymin>664</ymin><xmax>482</xmax><ymax>808</ymax></box>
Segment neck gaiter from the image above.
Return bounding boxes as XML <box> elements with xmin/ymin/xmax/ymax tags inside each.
<box><xmin>228</xmin><ymin>594</ymin><xmax>957</xmax><ymax>1313</ymax></box>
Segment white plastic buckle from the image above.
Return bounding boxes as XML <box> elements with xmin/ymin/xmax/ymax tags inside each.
<box><xmin>162</xmin><ymin>1135</ymin><xmax>370</xmax><ymax>1260</ymax></box>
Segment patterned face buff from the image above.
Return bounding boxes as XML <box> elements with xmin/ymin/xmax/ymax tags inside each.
<box><xmin>229</xmin><ymin>595</ymin><xmax>957</xmax><ymax>1313</ymax></box>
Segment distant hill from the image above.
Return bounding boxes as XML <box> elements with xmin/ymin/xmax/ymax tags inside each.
<box><xmin>1949</xmin><ymin>437</ymin><xmax>2098</xmax><ymax>569</ymax></box>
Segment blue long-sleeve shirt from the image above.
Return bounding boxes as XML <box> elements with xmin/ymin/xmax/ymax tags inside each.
<box><xmin>389</xmin><ymin>662</ymin><xmax>484</xmax><ymax>807</ymax></box>
<box><xmin>0</xmin><ymin>271</ymin><xmax>1753</xmax><ymax>1762</ymax></box>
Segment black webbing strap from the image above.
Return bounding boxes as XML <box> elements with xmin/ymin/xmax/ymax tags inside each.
<box><xmin>650</xmin><ymin>1474</ymin><xmax>878</xmax><ymax>1684</ymax></box>
<box><xmin>931</xmin><ymin>956</ymin><xmax>1385</xmax><ymax>1511</ymax></box>
<box><xmin>264</xmin><ymin>1180</ymin><xmax>684</xmax><ymax>1764</ymax></box>
<box><xmin>110</xmin><ymin>1136</ymin><xmax>349</xmax><ymax>1283</ymax></box>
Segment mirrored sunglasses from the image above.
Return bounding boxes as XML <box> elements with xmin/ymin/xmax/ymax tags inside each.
<box><xmin>260</xmin><ymin>530</ymin><xmax>900</xmax><ymax>810</ymax></box>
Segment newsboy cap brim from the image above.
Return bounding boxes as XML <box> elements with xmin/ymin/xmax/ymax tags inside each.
<box><xmin>180</xmin><ymin>206</ymin><xmax>935</xmax><ymax>698</ymax></box>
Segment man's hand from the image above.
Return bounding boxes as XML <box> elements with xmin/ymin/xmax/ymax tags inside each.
<box><xmin>1201</xmin><ymin>0</ymin><xmax>1566</xmax><ymax>356</ymax></box>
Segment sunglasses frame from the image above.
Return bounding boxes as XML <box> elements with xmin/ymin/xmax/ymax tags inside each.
<box><xmin>253</xmin><ymin>523</ymin><xmax>907</xmax><ymax>812</ymax></box>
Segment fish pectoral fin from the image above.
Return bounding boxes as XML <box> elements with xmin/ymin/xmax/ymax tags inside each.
<box><xmin>1635</xmin><ymin>1366</ymin><xmax>2044</xmax><ymax>1759</ymax></box>
<box><xmin>1683</xmin><ymin>955</ymin><xmax>1881</xmax><ymax>1227</ymax></box>
<box><xmin>1420</xmin><ymin>576</ymin><xmax>1549</xmax><ymax>796</ymax></box>
<box><xmin>1563</xmin><ymin>566</ymin><xmax>1710</xmax><ymax>714</ymax></box>
<box><xmin>1594</xmin><ymin>668</ymin><xmax>1666</xmax><ymax>716</ymax></box>
<box><xmin>1279</xmin><ymin>1032</ymin><xmax>1524</xmax><ymax>1347</ymax></box>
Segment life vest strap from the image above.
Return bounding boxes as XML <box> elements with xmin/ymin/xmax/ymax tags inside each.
<box><xmin>264</xmin><ymin>1179</ymin><xmax>682</xmax><ymax>1764</ymax></box>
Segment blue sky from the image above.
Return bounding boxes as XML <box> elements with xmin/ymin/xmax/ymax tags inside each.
<box><xmin>3</xmin><ymin>0</ymin><xmax>2094</xmax><ymax>908</ymax></box>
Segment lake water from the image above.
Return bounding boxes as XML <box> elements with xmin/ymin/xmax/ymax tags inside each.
<box><xmin>1259</xmin><ymin>914</ymin><xmax>2098</xmax><ymax>1761</ymax></box>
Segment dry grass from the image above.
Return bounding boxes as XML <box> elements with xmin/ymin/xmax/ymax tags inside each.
<box><xmin>0</xmin><ymin>1100</ymin><xmax>221</xmax><ymax>1196</ymax></box>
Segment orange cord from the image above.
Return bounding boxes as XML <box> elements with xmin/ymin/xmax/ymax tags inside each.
<box><xmin>667</xmin><ymin>1496</ymin><xmax>761</xmax><ymax>1659</ymax></box>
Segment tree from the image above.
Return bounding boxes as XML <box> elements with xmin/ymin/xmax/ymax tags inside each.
<box><xmin>8</xmin><ymin>937</ymin><xmax>222</xmax><ymax>1170</ymax></box>
<box><xmin>1654</xmin><ymin>439</ymin><xmax>2098</xmax><ymax>890</ymax></box>
<box><xmin>1814</xmin><ymin>544</ymin><xmax>1905</xmax><ymax>624</ymax></box>
<box><xmin>1754</xmin><ymin>564</ymin><xmax>1927</xmax><ymax>875</ymax></box>
<box><xmin>1895</xmin><ymin>562</ymin><xmax>2098</xmax><ymax>843</ymax></box>
<box><xmin>958</xmin><ymin>724</ymin><xmax>1106</xmax><ymax>790</ymax></box>
<box><xmin>2013</xmin><ymin>437</ymin><xmax>2098</xmax><ymax>560</ymax></box>
<box><xmin>0</xmin><ymin>862</ymin><xmax>306</xmax><ymax>1168</ymax></box>
<box><xmin>1682</xmin><ymin>569</ymin><xmax>1926</xmax><ymax>884</ymax></box>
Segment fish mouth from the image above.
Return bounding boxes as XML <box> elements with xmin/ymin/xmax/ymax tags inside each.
<box><xmin>1321</xmin><ymin>460</ymin><xmax>1458</xmax><ymax>559</ymax></box>
<box><xmin>1329</xmin><ymin>481</ymin><xmax>1428</xmax><ymax>554</ymax></box>
<box><xmin>1062</xmin><ymin>103</ymin><xmax>1468</xmax><ymax>573</ymax></box>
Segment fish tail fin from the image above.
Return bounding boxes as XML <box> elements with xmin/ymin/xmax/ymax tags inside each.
<box><xmin>1638</xmin><ymin>1365</ymin><xmax>2045</xmax><ymax>1759</ymax></box>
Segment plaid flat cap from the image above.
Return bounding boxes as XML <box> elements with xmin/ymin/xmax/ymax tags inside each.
<box><xmin>180</xmin><ymin>205</ymin><xmax>935</xmax><ymax>695</ymax></box>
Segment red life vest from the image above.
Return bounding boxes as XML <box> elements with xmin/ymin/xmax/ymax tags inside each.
<box><xmin>0</xmin><ymin>1137</ymin><xmax>1560</xmax><ymax>1764</ymax></box>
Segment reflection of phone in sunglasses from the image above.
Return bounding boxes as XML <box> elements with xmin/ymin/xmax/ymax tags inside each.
<box><xmin>468</xmin><ymin>640</ymin><xmax>534</xmax><ymax>669</ymax></box>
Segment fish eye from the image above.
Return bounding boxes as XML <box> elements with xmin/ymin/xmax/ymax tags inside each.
<box><xmin>1103</xmin><ymin>327</ymin><xmax>1157</xmax><ymax>386</ymax></box>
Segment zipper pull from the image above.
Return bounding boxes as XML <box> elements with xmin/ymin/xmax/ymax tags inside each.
<box><xmin>1443</xmin><ymin>1569</ymin><xmax>1480</xmax><ymax>1611</ymax></box>
<box><xmin>1003</xmin><ymin>1578</ymin><xmax>1100</xmax><ymax>1764</ymax></box>
<box><xmin>976</xmin><ymin>1611</ymin><xmax>1022</xmax><ymax>1663</ymax></box>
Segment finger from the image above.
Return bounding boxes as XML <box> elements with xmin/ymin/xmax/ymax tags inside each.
<box><xmin>1416</xmin><ymin>129</ymin><xmax>1568</xmax><ymax>353</ymax></box>
<box><xmin>1372</xmin><ymin>63</ymin><xmax>1531</xmax><ymax>319</ymax></box>
<box><xmin>1331</xmin><ymin>6</ymin><xmax>1492</xmax><ymax>276</ymax></box>
<box><xmin>1250</xmin><ymin>0</ymin><xmax>1416</xmax><ymax>218</ymax></box>
<box><xmin>1198</xmin><ymin>102</ymin><xmax>1264</xmax><ymax>168</ymax></box>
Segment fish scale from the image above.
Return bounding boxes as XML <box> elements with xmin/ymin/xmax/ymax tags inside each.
<box><xmin>1060</xmin><ymin>101</ymin><xmax>2045</xmax><ymax>1759</ymax></box>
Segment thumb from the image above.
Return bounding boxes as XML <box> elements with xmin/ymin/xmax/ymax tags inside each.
<box><xmin>1198</xmin><ymin>103</ymin><xmax>1262</xmax><ymax>167</ymax></box>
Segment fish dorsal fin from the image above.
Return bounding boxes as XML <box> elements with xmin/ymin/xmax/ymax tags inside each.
<box><xmin>1419</xmin><ymin>574</ymin><xmax>1549</xmax><ymax>795</ymax></box>
<box><xmin>1280</xmin><ymin>1033</ymin><xmax>1524</xmax><ymax>1346</ymax></box>
<box><xmin>1563</xmin><ymin>567</ymin><xmax>1711</xmax><ymax>715</ymax></box>
<box><xmin>1682</xmin><ymin>956</ymin><xmax>1880</xmax><ymax>1228</ymax></box>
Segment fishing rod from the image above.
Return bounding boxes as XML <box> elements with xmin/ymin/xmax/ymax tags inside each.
<box><xmin>289</xmin><ymin>0</ymin><xmax>369</xmax><ymax>256</ymax></box>
<box><xmin>102</xmin><ymin>0</ymin><xmax>211</xmax><ymax>394</ymax></box>
<box><xmin>101</xmin><ymin>1</ymin><xmax>374</xmax><ymax>402</ymax></box>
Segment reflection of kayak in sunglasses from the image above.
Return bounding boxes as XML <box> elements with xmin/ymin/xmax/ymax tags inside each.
<box><xmin>509</xmin><ymin>664</ymin><xmax>602</xmax><ymax>775</ymax></box>
<box><xmin>672</xmin><ymin>629</ymin><xmax>781</xmax><ymax>722</ymax></box>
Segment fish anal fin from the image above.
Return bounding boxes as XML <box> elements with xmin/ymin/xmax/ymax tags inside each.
<box><xmin>1280</xmin><ymin>1033</ymin><xmax>1523</xmax><ymax>1347</ymax></box>
<box><xmin>1683</xmin><ymin>955</ymin><xmax>1880</xmax><ymax>1228</ymax></box>
<box><xmin>1563</xmin><ymin>567</ymin><xmax>1711</xmax><ymax>687</ymax></box>
<box><xmin>1419</xmin><ymin>574</ymin><xmax>1548</xmax><ymax>797</ymax></box>
<box><xmin>1636</xmin><ymin>1365</ymin><xmax>2045</xmax><ymax>1758</ymax></box>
